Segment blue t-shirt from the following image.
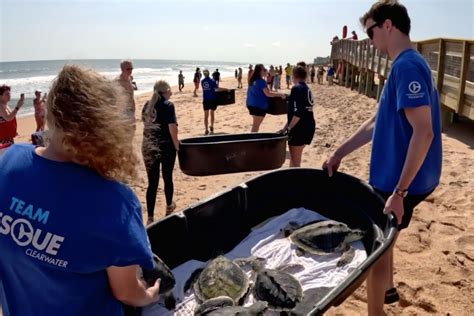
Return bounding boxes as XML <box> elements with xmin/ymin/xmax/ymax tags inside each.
<box><xmin>370</xmin><ymin>49</ymin><xmax>442</xmax><ymax>194</ymax></box>
<box><xmin>0</xmin><ymin>144</ymin><xmax>154</xmax><ymax>316</ymax></box>
<box><xmin>246</xmin><ymin>78</ymin><xmax>268</xmax><ymax>110</ymax></box>
<box><xmin>201</xmin><ymin>77</ymin><xmax>217</xmax><ymax>100</ymax></box>
<box><xmin>327</xmin><ymin>67</ymin><xmax>335</xmax><ymax>76</ymax></box>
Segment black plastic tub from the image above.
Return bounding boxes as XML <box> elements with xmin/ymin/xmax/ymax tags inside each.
<box><xmin>267</xmin><ymin>95</ymin><xmax>289</xmax><ymax>115</ymax></box>
<box><xmin>215</xmin><ymin>88</ymin><xmax>236</xmax><ymax>105</ymax></box>
<box><xmin>144</xmin><ymin>168</ymin><xmax>397</xmax><ymax>315</ymax></box>
<box><xmin>178</xmin><ymin>133</ymin><xmax>287</xmax><ymax>176</ymax></box>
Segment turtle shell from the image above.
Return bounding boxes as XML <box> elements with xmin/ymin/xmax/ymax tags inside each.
<box><xmin>289</xmin><ymin>220</ymin><xmax>362</xmax><ymax>255</ymax></box>
<box><xmin>194</xmin><ymin>256</ymin><xmax>249</xmax><ymax>303</ymax></box>
<box><xmin>253</xmin><ymin>269</ymin><xmax>303</xmax><ymax>311</ymax></box>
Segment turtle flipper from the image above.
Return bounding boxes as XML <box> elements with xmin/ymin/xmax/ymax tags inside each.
<box><xmin>163</xmin><ymin>292</ymin><xmax>176</xmax><ymax>310</ymax></box>
<box><xmin>336</xmin><ymin>247</ymin><xmax>355</xmax><ymax>267</ymax></box>
<box><xmin>184</xmin><ymin>268</ymin><xmax>203</xmax><ymax>293</ymax></box>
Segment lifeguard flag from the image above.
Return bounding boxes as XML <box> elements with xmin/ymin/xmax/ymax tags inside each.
<box><xmin>342</xmin><ymin>25</ymin><xmax>348</xmax><ymax>38</ymax></box>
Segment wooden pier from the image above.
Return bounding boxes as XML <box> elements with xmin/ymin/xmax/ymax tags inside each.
<box><xmin>330</xmin><ymin>38</ymin><xmax>474</xmax><ymax>122</ymax></box>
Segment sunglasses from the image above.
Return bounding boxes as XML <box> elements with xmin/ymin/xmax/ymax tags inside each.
<box><xmin>126</xmin><ymin>67</ymin><xmax>133</xmax><ymax>71</ymax></box>
<box><xmin>367</xmin><ymin>21</ymin><xmax>383</xmax><ymax>40</ymax></box>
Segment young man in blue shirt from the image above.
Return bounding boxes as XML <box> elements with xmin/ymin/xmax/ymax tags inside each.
<box><xmin>323</xmin><ymin>1</ymin><xmax>442</xmax><ymax>315</ymax></box>
<box><xmin>201</xmin><ymin>69</ymin><xmax>218</xmax><ymax>135</ymax></box>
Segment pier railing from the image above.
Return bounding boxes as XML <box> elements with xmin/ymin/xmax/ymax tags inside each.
<box><xmin>330</xmin><ymin>38</ymin><xmax>474</xmax><ymax>121</ymax></box>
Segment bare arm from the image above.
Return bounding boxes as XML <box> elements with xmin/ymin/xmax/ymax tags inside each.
<box><xmin>262</xmin><ymin>87</ymin><xmax>285</xmax><ymax>98</ymax></box>
<box><xmin>168</xmin><ymin>123</ymin><xmax>179</xmax><ymax>151</ymax></box>
<box><xmin>288</xmin><ymin>116</ymin><xmax>301</xmax><ymax>130</ymax></box>
<box><xmin>323</xmin><ymin>113</ymin><xmax>376</xmax><ymax>176</ymax></box>
<box><xmin>0</xmin><ymin>98</ymin><xmax>24</xmax><ymax>121</ymax></box>
<box><xmin>106</xmin><ymin>265</ymin><xmax>160</xmax><ymax>307</ymax></box>
<box><xmin>383</xmin><ymin>105</ymin><xmax>434</xmax><ymax>224</ymax></box>
<box><xmin>396</xmin><ymin>106</ymin><xmax>434</xmax><ymax>190</ymax></box>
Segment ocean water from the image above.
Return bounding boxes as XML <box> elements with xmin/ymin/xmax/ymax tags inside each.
<box><xmin>0</xmin><ymin>59</ymin><xmax>248</xmax><ymax>117</ymax></box>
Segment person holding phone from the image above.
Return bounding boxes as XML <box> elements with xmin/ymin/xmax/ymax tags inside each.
<box><xmin>0</xmin><ymin>85</ymin><xmax>24</xmax><ymax>153</ymax></box>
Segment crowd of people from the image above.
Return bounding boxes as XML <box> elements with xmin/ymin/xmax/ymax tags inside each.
<box><xmin>0</xmin><ymin>1</ymin><xmax>442</xmax><ymax>316</ymax></box>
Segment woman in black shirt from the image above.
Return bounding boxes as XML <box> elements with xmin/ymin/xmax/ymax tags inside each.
<box><xmin>142</xmin><ymin>80</ymin><xmax>180</xmax><ymax>224</ymax></box>
<box><xmin>278</xmin><ymin>65</ymin><xmax>315</xmax><ymax>167</ymax></box>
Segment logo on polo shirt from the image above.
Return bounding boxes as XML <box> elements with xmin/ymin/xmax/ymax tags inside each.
<box><xmin>408</xmin><ymin>81</ymin><xmax>421</xmax><ymax>94</ymax></box>
<box><xmin>406</xmin><ymin>80</ymin><xmax>425</xmax><ymax>99</ymax></box>
<box><xmin>202</xmin><ymin>82</ymin><xmax>210</xmax><ymax>90</ymax></box>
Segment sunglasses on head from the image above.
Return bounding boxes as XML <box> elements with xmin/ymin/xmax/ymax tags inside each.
<box><xmin>367</xmin><ymin>21</ymin><xmax>383</xmax><ymax>40</ymax></box>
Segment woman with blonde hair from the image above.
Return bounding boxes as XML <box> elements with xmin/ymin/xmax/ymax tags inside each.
<box><xmin>0</xmin><ymin>65</ymin><xmax>161</xmax><ymax>315</ymax></box>
<box><xmin>142</xmin><ymin>80</ymin><xmax>179</xmax><ymax>225</ymax></box>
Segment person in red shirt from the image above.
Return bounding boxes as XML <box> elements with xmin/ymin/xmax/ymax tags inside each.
<box><xmin>0</xmin><ymin>85</ymin><xmax>24</xmax><ymax>153</ymax></box>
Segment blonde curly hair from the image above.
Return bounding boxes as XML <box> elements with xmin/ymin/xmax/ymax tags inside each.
<box><xmin>46</xmin><ymin>65</ymin><xmax>138</xmax><ymax>182</ymax></box>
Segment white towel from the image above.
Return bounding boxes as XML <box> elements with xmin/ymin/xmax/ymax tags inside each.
<box><xmin>143</xmin><ymin>207</ymin><xmax>367</xmax><ymax>315</ymax></box>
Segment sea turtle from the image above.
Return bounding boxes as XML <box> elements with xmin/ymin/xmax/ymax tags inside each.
<box><xmin>193</xmin><ymin>256</ymin><xmax>251</xmax><ymax>304</ymax></box>
<box><xmin>251</xmin><ymin>263</ymin><xmax>304</xmax><ymax>312</ymax></box>
<box><xmin>283</xmin><ymin>219</ymin><xmax>365</xmax><ymax>267</ymax></box>
<box><xmin>141</xmin><ymin>253</ymin><xmax>177</xmax><ymax>310</ymax></box>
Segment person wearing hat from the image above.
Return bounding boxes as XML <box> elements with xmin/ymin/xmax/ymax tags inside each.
<box><xmin>142</xmin><ymin>80</ymin><xmax>179</xmax><ymax>224</ymax></box>
<box><xmin>33</xmin><ymin>89</ymin><xmax>47</xmax><ymax>132</ymax></box>
<box><xmin>201</xmin><ymin>69</ymin><xmax>218</xmax><ymax>135</ymax></box>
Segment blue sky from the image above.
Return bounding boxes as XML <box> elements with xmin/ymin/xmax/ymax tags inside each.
<box><xmin>1</xmin><ymin>0</ymin><xmax>473</xmax><ymax>64</ymax></box>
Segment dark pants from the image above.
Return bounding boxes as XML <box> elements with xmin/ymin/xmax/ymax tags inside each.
<box><xmin>144</xmin><ymin>145</ymin><xmax>176</xmax><ymax>217</ymax></box>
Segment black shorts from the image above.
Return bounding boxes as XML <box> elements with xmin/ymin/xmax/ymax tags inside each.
<box><xmin>247</xmin><ymin>106</ymin><xmax>266</xmax><ymax>117</ymax></box>
<box><xmin>374</xmin><ymin>188</ymin><xmax>434</xmax><ymax>230</ymax></box>
<box><xmin>203</xmin><ymin>99</ymin><xmax>217</xmax><ymax>111</ymax></box>
<box><xmin>288</xmin><ymin>121</ymin><xmax>315</xmax><ymax>146</ymax></box>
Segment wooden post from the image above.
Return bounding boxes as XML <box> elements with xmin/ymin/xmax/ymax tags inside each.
<box><xmin>345</xmin><ymin>61</ymin><xmax>351</xmax><ymax>88</ymax></box>
<box><xmin>441</xmin><ymin>105</ymin><xmax>454</xmax><ymax>129</ymax></box>
<box><xmin>364</xmin><ymin>41</ymin><xmax>372</xmax><ymax>97</ymax></box>
<box><xmin>456</xmin><ymin>41</ymin><xmax>470</xmax><ymax>114</ymax></box>
<box><xmin>350</xmin><ymin>64</ymin><xmax>356</xmax><ymax>90</ymax></box>
<box><xmin>376</xmin><ymin>76</ymin><xmax>385</xmax><ymax>102</ymax></box>
<box><xmin>436</xmin><ymin>39</ymin><xmax>445</xmax><ymax>92</ymax></box>
<box><xmin>366</xmin><ymin>71</ymin><xmax>374</xmax><ymax>97</ymax></box>
<box><xmin>340</xmin><ymin>61</ymin><xmax>345</xmax><ymax>86</ymax></box>
<box><xmin>358</xmin><ymin>69</ymin><xmax>365</xmax><ymax>93</ymax></box>
<box><xmin>416</xmin><ymin>42</ymin><xmax>422</xmax><ymax>53</ymax></box>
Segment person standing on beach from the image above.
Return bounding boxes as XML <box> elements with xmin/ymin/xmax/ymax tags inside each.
<box><xmin>278</xmin><ymin>65</ymin><xmax>315</xmax><ymax>167</ymax></box>
<box><xmin>322</xmin><ymin>1</ymin><xmax>441</xmax><ymax>315</ymax></box>
<box><xmin>247</xmin><ymin>65</ymin><xmax>254</xmax><ymax>86</ymax></box>
<box><xmin>285</xmin><ymin>63</ymin><xmax>292</xmax><ymax>89</ymax></box>
<box><xmin>115</xmin><ymin>60</ymin><xmax>136</xmax><ymax>126</ymax></box>
<box><xmin>33</xmin><ymin>89</ymin><xmax>46</xmax><ymax>132</ymax></box>
<box><xmin>0</xmin><ymin>65</ymin><xmax>161</xmax><ymax>315</ymax></box>
<box><xmin>0</xmin><ymin>85</ymin><xmax>24</xmax><ymax>153</ymax></box>
<box><xmin>178</xmin><ymin>70</ymin><xmax>185</xmax><ymax>92</ymax></box>
<box><xmin>310</xmin><ymin>65</ymin><xmax>316</xmax><ymax>84</ymax></box>
<box><xmin>317</xmin><ymin>66</ymin><xmax>326</xmax><ymax>84</ymax></box>
<box><xmin>237</xmin><ymin>67</ymin><xmax>243</xmax><ymax>89</ymax></box>
<box><xmin>142</xmin><ymin>80</ymin><xmax>179</xmax><ymax>224</ymax></box>
<box><xmin>201</xmin><ymin>70</ymin><xmax>218</xmax><ymax>135</ymax></box>
<box><xmin>212</xmin><ymin>69</ymin><xmax>221</xmax><ymax>87</ymax></box>
<box><xmin>327</xmin><ymin>64</ymin><xmax>335</xmax><ymax>85</ymax></box>
<box><xmin>193</xmin><ymin>67</ymin><xmax>202</xmax><ymax>97</ymax></box>
<box><xmin>246</xmin><ymin>64</ymin><xmax>286</xmax><ymax>132</ymax></box>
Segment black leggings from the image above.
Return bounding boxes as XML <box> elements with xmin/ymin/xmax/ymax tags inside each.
<box><xmin>144</xmin><ymin>149</ymin><xmax>176</xmax><ymax>217</ymax></box>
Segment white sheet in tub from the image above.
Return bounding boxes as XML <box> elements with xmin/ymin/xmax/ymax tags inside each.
<box><xmin>142</xmin><ymin>207</ymin><xmax>367</xmax><ymax>316</ymax></box>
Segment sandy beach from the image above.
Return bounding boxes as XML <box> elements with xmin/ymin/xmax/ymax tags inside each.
<box><xmin>14</xmin><ymin>76</ymin><xmax>474</xmax><ymax>315</ymax></box>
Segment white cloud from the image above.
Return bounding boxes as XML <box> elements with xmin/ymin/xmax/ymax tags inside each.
<box><xmin>202</xmin><ymin>25</ymin><xmax>210</xmax><ymax>31</ymax></box>
<box><xmin>244</xmin><ymin>43</ymin><xmax>255</xmax><ymax>48</ymax></box>
<box><xmin>271</xmin><ymin>41</ymin><xmax>281</xmax><ymax>47</ymax></box>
